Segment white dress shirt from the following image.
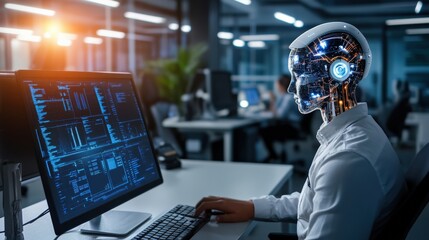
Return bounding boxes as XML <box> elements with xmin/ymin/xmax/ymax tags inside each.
<box><xmin>252</xmin><ymin>103</ymin><xmax>406</xmax><ymax>240</ymax></box>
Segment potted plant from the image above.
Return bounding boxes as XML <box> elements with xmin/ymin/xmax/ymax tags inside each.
<box><xmin>145</xmin><ymin>43</ymin><xmax>207</xmax><ymax>108</ymax></box>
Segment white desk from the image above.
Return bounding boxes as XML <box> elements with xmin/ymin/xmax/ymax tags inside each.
<box><xmin>1</xmin><ymin>160</ymin><xmax>293</xmax><ymax>240</ymax></box>
<box><xmin>163</xmin><ymin>117</ymin><xmax>259</xmax><ymax>162</ymax></box>
<box><xmin>406</xmin><ymin>112</ymin><xmax>429</xmax><ymax>153</ymax></box>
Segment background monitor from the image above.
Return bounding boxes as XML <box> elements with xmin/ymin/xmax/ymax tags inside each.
<box><xmin>206</xmin><ymin>70</ymin><xmax>237</xmax><ymax>116</ymax></box>
<box><xmin>243</xmin><ymin>87</ymin><xmax>261</xmax><ymax>106</ymax></box>
<box><xmin>16</xmin><ymin>70</ymin><xmax>163</xmax><ymax>236</ymax></box>
<box><xmin>0</xmin><ymin>72</ymin><xmax>39</xmax><ymax>190</ymax></box>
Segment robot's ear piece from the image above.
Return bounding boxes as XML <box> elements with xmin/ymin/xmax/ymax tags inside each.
<box><xmin>329</xmin><ymin>59</ymin><xmax>350</xmax><ymax>81</ymax></box>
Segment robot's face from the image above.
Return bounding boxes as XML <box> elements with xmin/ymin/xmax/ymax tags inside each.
<box><xmin>287</xmin><ymin>32</ymin><xmax>367</xmax><ymax>114</ymax></box>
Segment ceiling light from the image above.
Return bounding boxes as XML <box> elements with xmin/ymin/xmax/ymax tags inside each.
<box><xmin>57</xmin><ymin>32</ymin><xmax>77</xmax><ymax>40</ymax></box>
<box><xmin>233</xmin><ymin>39</ymin><xmax>245</xmax><ymax>47</ymax></box>
<box><xmin>240</xmin><ymin>34</ymin><xmax>279</xmax><ymax>41</ymax></box>
<box><xmin>17</xmin><ymin>34</ymin><xmax>41</xmax><ymax>42</ymax></box>
<box><xmin>274</xmin><ymin>12</ymin><xmax>295</xmax><ymax>24</ymax></box>
<box><xmin>294</xmin><ymin>20</ymin><xmax>304</xmax><ymax>28</ymax></box>
<box><xmin>248</xmin><ymin>41</ymin><xmax>265</xmax><ymax>48</ymax></box>
<box><xmin>124</xmin><ymin>12</ymin><xmax>165</xmax><ymax>24</ymax></box>
<box><xmin>97</xmin><ymin>29</ymin><xmax>125</xmax><ymax>39</ymax></box>
<box><xmin>0</xmin><ymin>27</ymin><xmax>33</xmax><ymax>35</ymax></box>
<box><xmin>57</xmin><ymin>38</ymin><xmax>72</xmax><ymax>46</ymax></box>
<box><xmin>217</xmin><ymin>32</ymin><xmax>234</xmax><ymax>39</ymax></box>
<box><xmin>4</xmin><ymin>3</ymin><xmax>55</xmax><ymax>16</ymax></box>
<box><xmin>386</xmin><ymin>17</ymin><xmax>429</xmax><ymax>26</ymax></box>
<box><xmin>415</xmin><ymin>1</ymin><xmax>423</xmax><ymax>14</ymax></box>
<box><xmin>84</xmin><ymin>37</ymin><xmax>103</xmax><ymax>44</ymax></box>
<box><xmin>181</xmin><ymin>25</ymin><xmax>191</xmax><ymax>33</ymax></box>
<box><xmin>84</xmin><ymin>0</ymin><xmax>119</xmax><ymax>8</ymax></box>
<box><xmin>235</xmin><ymin>0</ymin><xmax>251</xmax><ymax>5</ymax></box>
<box><xmin>168</xmin><ymin>23</ymin><xmax>179</xmax><ymax>30</ymax></box>
<box><xmin>406</xmin><ymin>28</ymin><xmax>429</xmax><ymax>34</ymax></box>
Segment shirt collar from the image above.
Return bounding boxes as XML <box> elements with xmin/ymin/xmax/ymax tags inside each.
<box><xmin>316</xmin><ymin>103</ymin><xmax>368</xmax><ymax>144</ymax></box>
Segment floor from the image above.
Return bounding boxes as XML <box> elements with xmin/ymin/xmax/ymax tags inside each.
<box><xmin>1</xmin><ymin>140</ymin><xmax>428</xmax><ymax>239</ymax></box>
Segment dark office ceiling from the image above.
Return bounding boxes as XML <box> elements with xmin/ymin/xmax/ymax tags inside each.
<box><xmin>221</xmin><ymin>0</ymin><xmax>429</xmax><ymax>30</ymax></box>
<box><xmin>1</xmin><ymin>0</ymin><xmax>428</xmax><ymax>36</ymax></box>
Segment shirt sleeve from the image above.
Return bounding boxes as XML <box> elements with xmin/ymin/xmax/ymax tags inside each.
<box><xmin>305</xmin><ymin>151</ymin><xmax>383</xmax><ymax>240</ymax></box>
<box><xmin>251</xmin><ymin>192</ymin><xmax>301</xmax><ymax>221</ymax></box>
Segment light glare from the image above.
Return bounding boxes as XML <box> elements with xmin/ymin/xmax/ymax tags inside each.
<box><xmin>415</xmin><ymin>1</ymin><xmax>423</xmax><ymax>14</ymax></box>
<box><xmin>294</xmin><ymin>20</ymin><xmax>304</xmax><ymax>28</ymax></box>
<box><xmin>168</xmin><ymin>23</ymin><xmax>179</xmax><ymax>30</ymax></box>
<box><xmin>181</xmin><ymin>25</ymin><xmax>191</xmax><ymax>32</ymax></box>
<box><xmin>97</xmin><ymin>29</ymin><xmax>125</xmax><ymax>39</ymax></box>
<box><xmin>84</xmin><ymin>37</ymin><xmax>103</xmax><ymax>44</ymax></box>
<box><xmin>248</xmin><ymin>41</ymin><xmax>265</xmax><ymax>48</ymax></box>
<box><xmin>274</xmin><ymin>12</ymin><xmax>295</xmax><ymax>24</ymax></box>
<box><xmin>5</xmin><ymin>3</ymin><xmax>55</xmax><ymax>16</ymax></box>
<box><xmin>124</xmin><ymin>12</ymin><xmax>165</xmax><ymax>24</ymax></box>
<box><xmin>233</xmin><ymin>39</ymin><xmax>245</xmax><ymax>47</ymax></box>
<box><xmin>386</xmin><ymin>17</ymin><xmax>429</xmax><ymax>26</ymax></box>
<box><xmin>0</xmin><ymin>27</ymin><xmax>33</xmax><ymax>35</ymax></box>
<box><xmin>217</xmin><ymin>32</ymin><xmax>234</xmax><ymax>39</ymax></box>
<box><xmin>84</xmin><ymin>0</ymin><xmax>119</xmax><ymax>7</ymax></box>
<box><xmin>235</xmin><ymin>0</ymin><xmax>251</xmax><ymax>5</ymax></box>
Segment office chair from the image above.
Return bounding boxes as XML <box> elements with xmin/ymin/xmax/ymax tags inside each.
<box><xmin>150</xmin><ymin>102</ymin><xmax>184</xmax><ymax>157</ymax></box>
<box><xmin>371</xmin><ymin>142</ymin><xmax>429</xmax><ymax>240</ymax></box>
<box><xmin>268</xmin><ymin>143</ymin><xmax>429</xmax><ymax>240</ymax></box>
<box><xmin>277</xmin><ymin>112</ymin><xmax>315</xmax><ymax>173</ymax></box>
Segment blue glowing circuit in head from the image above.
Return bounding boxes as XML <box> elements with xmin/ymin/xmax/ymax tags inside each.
<box><xmin>287</xmin><ymin>22</ymin><xmax>371</xmax><ymax>115</ymax></box>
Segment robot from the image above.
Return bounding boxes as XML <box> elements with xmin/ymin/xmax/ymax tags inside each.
<box><xmin>287</xmin><ymin>22</ymin><xmax>372</xmax><ymax>123</ymax></box>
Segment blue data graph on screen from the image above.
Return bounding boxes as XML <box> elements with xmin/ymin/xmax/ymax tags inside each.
<box><xmin>22</xmin><ymin>79</ymin><xmax>159</xmax><ymax>223</ymax></box>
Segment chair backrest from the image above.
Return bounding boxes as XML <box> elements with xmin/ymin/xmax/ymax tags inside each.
<box><xmin>372</xmin><ymin>143</ymin><xmax>429</xmax><ymax>240</ymax></box>
<box><xmin>150</xmin><ymin>102</ymin><xmax>183</xmax><ymax>156</ymax></box>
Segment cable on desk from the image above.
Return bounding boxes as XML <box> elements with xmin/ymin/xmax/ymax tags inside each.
<box><xmin>0</xmin><ymin>208</ymin><xmax>50</xmax><ymax>234</ymax></box>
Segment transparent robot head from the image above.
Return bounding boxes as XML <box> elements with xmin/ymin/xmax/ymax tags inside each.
<box><xmin>288</xmin><ymin>31</ymin><xmax>368</xmax><ymax>114</ymax></box>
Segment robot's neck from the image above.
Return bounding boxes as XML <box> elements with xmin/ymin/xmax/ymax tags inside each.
<box><xmin>320</xmin><ymin>83</ymin><xmax>357</xmax><ymax>123</ymax></box>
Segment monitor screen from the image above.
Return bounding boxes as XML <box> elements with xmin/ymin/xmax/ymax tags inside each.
<box><xmin>243</xmin><ymin>87</ymin><xmax>261</xmax><ymax>106</ymax></box>
<box><xmin>16</xmin><ymin>70</ymin><xmax>163</xmax><ymax>235</ymax></box>
<box><xmin>0</xmin><ymin>72</ymin><xmax>39</xmax><ymax>190</ymax></box>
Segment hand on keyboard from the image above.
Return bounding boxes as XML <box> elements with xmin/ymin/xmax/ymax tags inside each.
<box><xmin>132</xmin><ymin>205</ymin><xmax>208</xmax><ymax>240</ymax></box>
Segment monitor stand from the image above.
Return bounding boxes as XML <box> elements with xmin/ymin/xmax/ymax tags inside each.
<box><xmin>80</xmin><ymin>210</ymin><xmax>151</xmax><ymax>237</ymax></box>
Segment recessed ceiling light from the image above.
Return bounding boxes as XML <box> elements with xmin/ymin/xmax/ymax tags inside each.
<box><xmin>5</xmin><ymin>3</ymin><xmax>55</xmax><ymax>16</ymax></box>
<box><xmin>84</xmin><ymin>0</ymin><xmax>119</xmax><ymax>8</ymax></box>
<box><xmin>124</xmin><ymin>12</ymin><xmax>165</xmax><ymax>24</ymax></box>
<box><xmin>240</xmin><ymin>34</ymin><xmax>279</xmax><ymax>41</ymax></box>
<box><xmin>274</xmin><ymin>12</ymin><xmax>295</xmax><ymax>24</ymax></box>
<box><xmin>233</xmin><ymin>39</ymin><xmax>245</xmax><ymax>47</ymax></box>
<box><xmin>96</xmin><ymin>29</ymin><xmax>125</xmax><ymax>39</ymax></box>
<box><xmin>386</xmin><ymin>17</ymin><xmax>429</xmax><ymax>26</ymax></box>
<box><xmin>0</xmin><ymin>27</ymin><xmax>33</xmax><ymax>35</ymax></box>
<box><xmin>415</xmin><ymin>1</ymin><xmax>423</xmax><ymax>14</ymax></box>
<box><xmin>217</xmin><ymin>32</ymin><xmax>234</xmax><ymax>40</ymax></box>
<box><xmin>294</xmin><ymin>20</ymin><xmax>304</xmax><ymax>28</ymax></box>
<box><xmin>406</xmin><ymin>28</ymin><xmax>429</xmax><ymax>34</ymax></box>
<box><xmin>84</xmin><ymin>37</ymin><xmax>103</xmax><ymax>44</ymax></box>
<box><xmin>248</xmin><ymin>41</ymin><xmax>265</xmax><ymax>48</ymax></box>
<box><xmin>234</xmin><ymin>0</ymin><xmax>251</xmax><ymax>6</ymax></box>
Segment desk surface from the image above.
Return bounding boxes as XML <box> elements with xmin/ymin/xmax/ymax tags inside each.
<box><xmin>1</xmin><ymin>160</ymin><xmax>293</xmax><ymax>240</ymax></box>
<box><xmin>162</xmin><ymin>117</ymin><xmax>259</xmax><ymax>131</ymax></box>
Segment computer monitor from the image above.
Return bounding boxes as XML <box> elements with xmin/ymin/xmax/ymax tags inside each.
<box><xmin>207</xmin><ymin>70</ymin><xmax>237</xmax><ymax>115</ymax></box>
<box><xmin>0</xmin><ymin>72</ymin><xmax>39</xmax><ymax>190</ymax></box>
<box><xmin>242</xmin><ymin>87</ymin><xmax>261</xmax><ymax>106</ymax></box>
<box><xmin>16</xmin><ymin>70</ymin><xmax>163</xmax><ymax>236</ymax></box>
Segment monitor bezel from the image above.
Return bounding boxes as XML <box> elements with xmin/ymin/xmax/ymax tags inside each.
<box><xmin>15</xmin><ymin>70</ymin><xmax>164</xmax><ymax>235</ymax></box>
<box><xmin>0</xmin><ymin>72</ymin><xmax>40</xmax><ymax>191</ymax></box>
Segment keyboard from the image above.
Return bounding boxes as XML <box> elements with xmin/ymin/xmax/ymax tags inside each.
<box><xmin>132</xmin><ymin>204</ymin><xmax>209</xmax><ymax>240</ymax></box>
